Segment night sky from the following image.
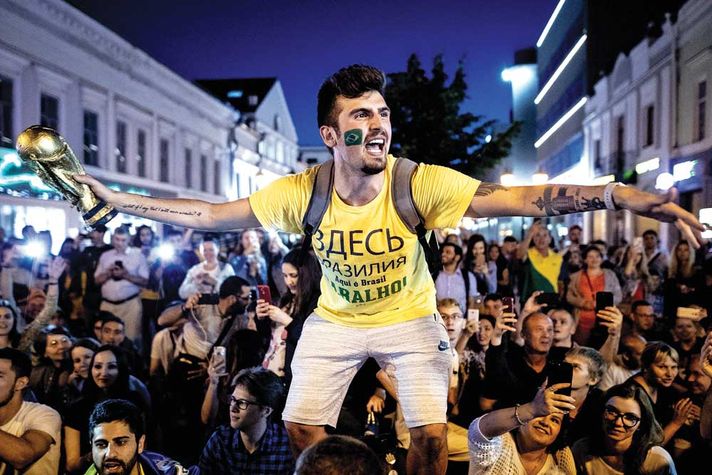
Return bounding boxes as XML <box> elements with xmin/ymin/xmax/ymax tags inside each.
<box><xmin>67</xmin><ymin>0</ymin><xmax>554</xmax><ymax>145</ymax></box>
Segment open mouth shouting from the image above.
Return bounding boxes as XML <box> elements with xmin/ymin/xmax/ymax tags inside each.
<box><xmin>364</xmin><ymin>137</ymin><xmax>386</xmax><ymax>156</ymax></box>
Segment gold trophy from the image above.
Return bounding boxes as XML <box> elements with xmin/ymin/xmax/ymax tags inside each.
<box><xmin>15</xmin><ymin>125</ymin><xmax>117</xmax><ymax>228</ymax></box>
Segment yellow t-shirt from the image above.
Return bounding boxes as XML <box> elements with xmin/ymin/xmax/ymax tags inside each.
<box><xmin>249</xmin><ymin>155</ymin><xmax>480</xmax><ymax>327</ymax></box>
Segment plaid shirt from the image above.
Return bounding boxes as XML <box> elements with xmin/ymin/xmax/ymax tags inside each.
<box><xmin>198</xmin><ymin>422</ymin><xmax>294</xmax><ymax>474</ymax></box>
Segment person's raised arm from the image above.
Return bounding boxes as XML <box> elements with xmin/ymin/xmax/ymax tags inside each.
<box><xmin>477</xmin><ymin>383</ymin><xmax>575</xmax><ymax>439</ymax></box>
<box><xmin>466</xmin><ymin>183</ymin><xmax>706</xmax><ymax>248</ymax></box>
<box><xmin>75</xmin><ymin>174</ymin><xmax>261</xmax><ymax>231</ymax></box>
<box><xmin>516</xmin><ymin>220</ymin><xmax>537</xmax><ymax>261</ymax></box>
<box><xmin>18</xmin><ymin>258</ymin><xmax>64</xmax><ymax>352</ymax></box>
<box><xmin>597</xmin><ymin>306</ymin><xmax>623</xmax><ymax>365</ymax></box>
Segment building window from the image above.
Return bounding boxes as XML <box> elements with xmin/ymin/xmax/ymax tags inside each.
<box><xmin>213</xmin><ymin>160</ymin><xmax>221</xmax><ymax>195</ymax></box>
<box><xmin>137</xmin><ymin>129</ymin><xmax>146</xmax><ymax>177</ymax></box>
<box><xmin>160</xmin><ymin>139</ymin><xmax>170</xmax><ymax>183</ymax></box>
<box><xmin>248</xmin><ymin>176</ymin><xmax>254</xmax><ymax>194</ymax></box>
<box><xmin>0</xmin><ymin>75</ymin><xmax>13</xmax><ymax>147</ymax></box>
<box><xmin>645</xmin><ymin>105</ymin><xmax>654</xmax><ymax>147</ymax></box>
<box><xmin>40</xmin><ymin>94</ymin><xmax>59</xmax><ymax>130</ymax></box>
<box><xmin>616</xmin><ymin>116</ymin><xmax>625</xmax><ymax>172</ymax></box>
<box><xmin>200</xmin><ymin>154</ymin><xmax>207</xmax><ymax>192</ymax></box>
<box><xmin>184</xmin><ymin>149</ymin><xmax>192</xmax><ymax>188</ymax></box>
<box><xmin>274</xmin><ymin>115</ymin><xmax>281</xmax><ymax>132</ymax></box>
<box><xmin>235</xmin><ymin>172</ymin><xmax>241</xmax><ymax>198</ymax></box>
<box><xmin>116</xmin><ymin>121</ymin><xmax>127</xmax><ymax>173</ymax></box>
<box><xmin>83</xmin><ymin>110</ymin><xmax>99</xmax><ymax>166</ymax></box>
<box><xmin>593</xmin><ymin>139</ymin><xmax>601</xmax><ymax>171</ymax></box>
<box><xmin>697</xmin><ymin>80</ymin><xmax>706</xmax><ymax>141</ymax></box>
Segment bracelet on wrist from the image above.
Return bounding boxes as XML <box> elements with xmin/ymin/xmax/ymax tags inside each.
<box><xmin>514</xmin><ymin>404</ymin><xmax>528</xmax><ymax>426</ymax></box>
<box><xmin>603</xmin><ymin>182</ymin><xmax>624</xmax><ymax>210</ymax></box>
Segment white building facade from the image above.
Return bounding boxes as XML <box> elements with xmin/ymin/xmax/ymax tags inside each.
<box><xmin>0</xmin><ymin>0</ymin><xmax>261</xmax><ymax>247</ymax></box>
<box><xmin>583</xmin><ymin>0</ymin><xmax>712</xmax><ymax>246</ymax></box>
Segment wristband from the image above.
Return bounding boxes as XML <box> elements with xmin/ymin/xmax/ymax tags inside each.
<box><xmin>514</xmin><ymin>404</ymin><xmax>526</xmax><ymax>425</ymax></box>
<box><xmin>604</xmin><ymin>182</ymin><xmax>624</xmax><ymax>210</ymax></box>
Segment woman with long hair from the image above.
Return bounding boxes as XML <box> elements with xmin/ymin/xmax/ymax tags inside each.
<box><xmin>463</xmin><ymin>234</ymin><xmax>497</xmax><ymax>295</ymax></box>
<box><xmin>131</xmin><ymin>224</ymin><xmax>157</xmax><ymax>259</ymax></box>
<box><xmin>567</xmin><ymin>245</ymin><xmax>622</xmax><ymax>346</ymax></box>
<box><xmin>228</xmin><ymin>228</ymin><xmax>267</xmax><ymax>286</ymax></box>
<box><xmin>0</xmin><ymin>300</ymin><xmax>21</xmax><ymax>349</ymax></box>
<box><xmin>63</xmin><ymin>345</ymin><xmax>150</xmax><ymax>473</ymax></box>
<box><xmin>618</xmin><ymin>244</ymin><xmax>654</xmax><ymax>315</ymax></box>
<box><xmin>256</xmin><ymin>247</ymin><xmax>322</xmax><ymax>384</ymax></box>
<box><xmin>488</xmin><ymin>243</ymin><xmax>511</xmax><ymax>295</ymax></box>
<box><xmin>572</xmin><ymin>382</ymin><xmax>675</xmax><ymax>474</ymax></box>
<box><xmin>664</xmin><ymin>240</ymin><xmax>703</xmax><ymax>323</ymax></box>
<box><xmin>63</xmin><ymin>337</ymin><xmax>100</xmax><ymax>407</ymax></box>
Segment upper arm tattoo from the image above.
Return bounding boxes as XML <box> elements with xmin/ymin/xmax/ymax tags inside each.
<box><xmin>531</xmin><ymin>186</ymin><xmax>606</xmax><ymax>216</ymax></box>
<box><xmin>475</xmin><ymin>182</ymin><xmax>508</xmax><ymax>197</ymax></box>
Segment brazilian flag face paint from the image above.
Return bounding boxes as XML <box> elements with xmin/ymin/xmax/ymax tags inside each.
<box><xmin>344</xmin><ymin>129</ymin><xmax>363</xmax><ymax>146</ymax></box>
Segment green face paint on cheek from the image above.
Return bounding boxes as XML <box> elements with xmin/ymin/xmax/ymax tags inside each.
<box><xmin>344</xmin><ymin>129</ymin><xmax>363</xmax><ymax>146</ymax></box>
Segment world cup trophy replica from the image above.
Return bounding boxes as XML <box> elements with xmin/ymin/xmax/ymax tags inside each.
<box><xmin>15</xmin><ymin>125</ymin><xmax>117</xmax><ymax>228</ymax></box>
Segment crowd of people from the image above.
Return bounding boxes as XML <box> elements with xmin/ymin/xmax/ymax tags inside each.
<box><xmin>3</xmin><ymin>63</ymin><xmax>711</xmax><ymax>474</ymax></box>
<box><xmin>0</xmin><ymin>220</ymin><xmax>710</xmax><ymax>474</ymax></box>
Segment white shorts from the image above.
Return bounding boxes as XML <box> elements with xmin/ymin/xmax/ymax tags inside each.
<box><xmin>283</xmin><ymin>313</ymin><xmax>450</xmax><ymax>429</ymax></box>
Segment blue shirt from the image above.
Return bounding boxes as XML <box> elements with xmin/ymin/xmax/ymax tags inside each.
<box><xmin>198</xmin><ymin>422</ymin><xmax>293</xmax><ymax>474</ymax></box>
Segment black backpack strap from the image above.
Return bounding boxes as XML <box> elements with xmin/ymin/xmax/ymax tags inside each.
<box><xmin>299</xmin><ymin>159</ymin><xmax>334</xmax><ymax>264</ymax></box>
<box><xmin>391</xmin><ymin>157</ymin><xmax>439</xmax><ymax>275</ymax></box>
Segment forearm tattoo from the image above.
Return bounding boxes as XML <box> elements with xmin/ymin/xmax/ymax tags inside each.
<box><xmin>122</xmin><ymin>203</ymin><xmax>203</xmax><ymax>217</ymax></box>
<box><xmin>531</xmin><ymin>186</ymin><xmax>606</xmax><ymax>216</ymax></box>
<box><xmin>475</xmin><ymin>182</ymin><xmax>508</xmax><ymax>197</ymax></box>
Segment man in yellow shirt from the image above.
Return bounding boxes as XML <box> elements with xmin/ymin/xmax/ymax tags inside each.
<box><xmin>77</xmin><ymin>64</ymin><xmax>706</xmax><ymax>475</ymax></box>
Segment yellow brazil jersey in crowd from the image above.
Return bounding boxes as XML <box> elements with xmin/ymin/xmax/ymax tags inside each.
<box><xmin>249</xmin><ymin>154</ymin><xmax>480</xmax><ymax>328</ymax></box>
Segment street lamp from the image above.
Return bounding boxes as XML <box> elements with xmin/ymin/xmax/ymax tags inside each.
<box><xmin>500</xmin><ymin>170</ymin><xmax>515</xmax><ymax>187</ymax></box>
<box><xmin>532</xmin><ymin>170</ymin><xmax>549</xmax><ymax>185</ymax></box>
<box><xmin>655</xmin><ymin>172</ymin><xmax>674</xmax><ymax>191</ymax></box>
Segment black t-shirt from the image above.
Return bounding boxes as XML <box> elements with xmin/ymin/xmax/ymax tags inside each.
<box><xmin>482</xmin><ymin>342</ymin><xmax>557</xmax><ymax>408</ymax></box>
<box><xmin>565</xmin><ymin>387</ymin><xmax>605</xmax><ymax>445</ymax></box>
<box><xmin>80</xmin><ymin>244</ymin><xmax>112</xmax><ymax>292</ymax></box>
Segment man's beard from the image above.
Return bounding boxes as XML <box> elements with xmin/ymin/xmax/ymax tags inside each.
<box><xmin>361</xmin><ymin>163</ymin><xmax>386</xmax><ymax>175</ymax></box>
<box><xmin>360</xmin><ymin>153</ymin><xmax>387</xmax><ymax>175</ymax></box>
<box><xmin>0</xmin><ymin>388</ymin><xmax>14</xmax><ymax>409</ymax></box>
<box><xmin>99</xmin><ymin>452</ymin><xmax>139</xmax><ymax>475</ymax></box>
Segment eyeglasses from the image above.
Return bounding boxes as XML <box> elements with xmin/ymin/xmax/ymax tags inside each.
<box><xmin>229</xmin><ymin>397</ymin><xmax>261</xmax><ymax>411</ymax></box>
<box><xmin>441</xmin><ymin>313</ymin><xmax>463</xmax><ymax>322</ymax></box>
<box><xmin>603</xmin><ymin>405</ymin><xmax>641</xmax><ymax>429</ymax></box>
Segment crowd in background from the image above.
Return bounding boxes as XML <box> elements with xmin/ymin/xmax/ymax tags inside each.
<box><xmin>0</xmin><ymin>219</ymin><xmax>711</xmax><ymax>474</ymax></box>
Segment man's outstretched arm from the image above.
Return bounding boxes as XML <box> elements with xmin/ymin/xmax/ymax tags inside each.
<box><xmin>75</xmin><ymin>174</ymin><xmax>261</xmax><ymax>230</ymax></box>
<box><xmin>466</xmin><ymin>182</ymin><xmax>707</xmax><ymax>247</ymax></box>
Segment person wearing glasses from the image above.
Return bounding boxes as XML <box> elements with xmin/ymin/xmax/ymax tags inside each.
<box><xmin>198</xmin><ymin>366</ymin><xmax>293</xmax><ymax>474</ymax></box>
<box><xmin>572</xmin><ymin>382</ymin><xmax>676</xmax><ymax>474</ymax></box>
